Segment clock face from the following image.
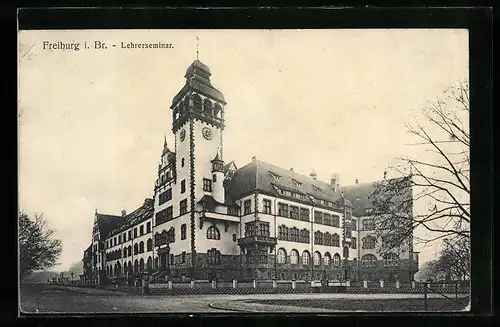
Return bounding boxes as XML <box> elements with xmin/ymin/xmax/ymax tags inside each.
<box><xmin>202</xmin><ymin>127</ymin><xmax>213</xmax><ymax>140</ymax></box>
<box><xmin>180</xmin><ymin>129</ymin><xmax>186</xmax><ymax>142</ymax></box>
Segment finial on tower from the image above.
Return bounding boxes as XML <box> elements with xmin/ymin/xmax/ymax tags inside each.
<box><xmin>164</xmin><ymin>133</ymin><xmax>167</xmax><ymax>146</ymax></box>
<box><xmin>196</xmin><ymin>36</ymin><xmax>199</xmax><ymax>60</ymax></box>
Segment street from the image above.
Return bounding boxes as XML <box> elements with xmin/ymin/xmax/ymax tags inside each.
<box><xmin>20</xmin><ymin>283</ymin><xmax>470</xmax><ymax>314</ymax></box>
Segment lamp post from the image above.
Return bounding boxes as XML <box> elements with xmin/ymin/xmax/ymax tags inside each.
<box><xmin>70</xmin><ymin>271</ymin><xmax>74</xmax><ymax>284</ymax></box>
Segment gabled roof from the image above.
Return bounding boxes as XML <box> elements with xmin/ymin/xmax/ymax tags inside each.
<box><xmin>94</xmin><ymin>213</ymin><xmax>122</xmax><ymax>239</ymax></box>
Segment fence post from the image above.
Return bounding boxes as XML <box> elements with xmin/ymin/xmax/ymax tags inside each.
<box><xmin>396</xmin><ymin>280</ymin><xmax>400</xmax><ymax>289</ymax></box>
<box><xmin>412</xmin><ymin>281</ymin><xmax>416</xmax><ymax>289</ymax></box>
<box><xmin>272</xmin><ymin>280</ymin><xmax>277</xmax><ymax>289</ymax></box>
<box><xmin>211</xmin><ymin>280</ymin><xmax>217</xmax><ymax>289</ymax></box>
<box><xmin>346</xmin><ymin>280</ymin><xmax>350</xmax><ymax>287</ymax></box>
<box><xmin>363</xmin><ymin>280</ymin><xmax>368</xmax><ymax>289</ymax></box>
<box><xmin>379</xmin><ymin>280</ymin><xmax>384</xmax><ymax>289</ymax></box>
<box><xmin>232</xmin><ymin>279</ymin><xmax>237</xmax><ymax>289</ymax></box>
<box><xmin>190</xmin><ymin>281</ymin><xmax>195</xmax><ymax>289</ymax></box>
<box><xmin>292</xmin><ymin>281</ymin><xmax>296</xmax><ymax>290</ymax></box>
<box><xmin>253</xmin><ymin>280</ymin><xmax>257</xmax><ymax>289</ymax></box>
<box><xmin>424</xmin><ymin>282</ymin><xmax>428</xmax><ymax>311</ymax></box>
<box><xmin>168</xmin><ymin>280</ymin><xmax>173</xmax><ymax>289</ymax></box>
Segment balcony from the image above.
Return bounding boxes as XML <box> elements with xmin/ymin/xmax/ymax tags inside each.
<box><xmin>237</xmin><ymin>235</ymin><xmax>277</xmax><ymax>247</ymax></box>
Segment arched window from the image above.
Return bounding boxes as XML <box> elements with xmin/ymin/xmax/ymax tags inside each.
<box><xmin>324</xmin><ymin>252</ymin><xmax>331</xmax><ymax>266</ymax></box>
<box><xmin>139</xmin><ymin>241</ymin><xmax>144</xmax><ymax>253</ymax></box>
<box><xmin>134</xmin><ymin>243</ymin><xmax>139</xmax><ymax>255</ymax></box>
<box><xmin>106</xmin><ymin>266</ymin><xmax>109</xmax><ymax>275</ymax></box>
<box><xmin>333</xmin><ymin>253</ymin><xmax>341</xmax><ymax>267</ymax></box>
<box><xmin>139</xmin><ymin>258</ymin><xmax>145</xmax><ymax>272</ymax></box>
<box><xmin>147</xmin><ymin>238</ymin><xmax>153</xmax><ymax>251</ymax></box>
<box><xmin>214</xmin><ymin>104</ymin><xmax>222</xmax><ymax>118</ymax></box>
<box><xmin>128</xmin><ymin>261</ymin><xmax>132</xmax><ymax>273</ymax></box>
<box><xmin>383</xmin><ymin>253</ymin><xmax>399</xmax><ymax>267</ymax></box>
<box><xmin>193</xmin><ymin>94</ymin><xmax>202</xmax><ymax>112</ymax></box>
<box><xmin>110</xmin><ymin>265</ymin><xmax>113</xmax><ymax>276</ymax></box>
<box><xmin>134</xmin><ymin>260</ymin><xmax>139</xmax><ymax>273</ymax></box>
<box><xmin>302</xmin><ymin>250</ymin><xmax>311</xmax><ymax>265</ymax></box>
<box><xmin>128</xmin><ymin>245</ymin><xmax>132</xmax><ymax>257</ymax></box>
<box><xmin>147</xmin><ymin>256</ymin><xmax>152</xmax><ymax>272</ymax></box>
<box><xmin>116</xmin><ymin>262</ymin><xmax>121</xmax><ymax>275</ymax></box>
<box><xmin>277</xmin><ymin>248</ymin><xmax>287</xmax><ymax>264</ymax></box>
<box><xmin>207</xmin><ymin>226</ymin><xmax>220</xmax><ymax>240</ymax></box>
<box><xmin>313</xmin><ymin>251</ymin><xmax>322</xmax><ymax>266</ymax></box>
<box><xmin>362</xmin><ymin>236</ymin><xmax>376</xmax><ymax>249</ymax></box>
<box><xmin>324</xmin><ymin>232</ymin><xmax>332</xmax><ymax>246</ymax></box>
<box><xmin>361</xmin><ymin>254</ymin><xmax>377</xmax><ymax>267</ymax></box>
<box><xmin>203</xmin><ymin>98</ymin><xmax>213</xmax><ymax>115</ymax></box>
<box><xmin>290</xmin><ymin>249</ymin><xmax>299</xmax><ymax>264</ymax></box>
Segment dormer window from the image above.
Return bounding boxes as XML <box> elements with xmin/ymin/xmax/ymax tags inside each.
<box><xmin>313</xmin><ymin>186</ymin><xmax>323</xmax><ymax>192</ymax></box>
<box><xmin>269</xmin><ymin>172</ymin><xmax>281</xmax><ymax>180</ymax></box>
<box><xmin>292</xmin><ymin>179</ymin><xmax>303</xmax><ymax>187</ymax></box>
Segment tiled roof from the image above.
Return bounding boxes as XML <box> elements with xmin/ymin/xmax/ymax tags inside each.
<box><xmin>341</xmin><ymin>177</ymin><xmax>411</xmax><ymax>217</ymax></box>
<box><xmin>95</xmin><ymin>213</ymin><xmax>122</xmax><ymax>239</ymax></box>
<box><xmin>224</xmin><ymin>159</ymin><xmax>345</xmax><ymax>207</ymax></box>
<box><xmin>106</xmin><ymin>198</ymin><xmax>155</xmax><ymax>238</ymax></box>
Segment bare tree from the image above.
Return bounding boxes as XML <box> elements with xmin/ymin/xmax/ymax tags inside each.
<box><xmin>19</xmin><ymin>212</ymin><xmax>63</xmax><ymax>279</ymax></box>
<box><xmin>370</xmin><ymin>80</ymin><xmax>470</xmax><ymax>255</ymax></box>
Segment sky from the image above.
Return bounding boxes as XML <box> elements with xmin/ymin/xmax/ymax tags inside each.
<box><xmin>18</xmin><ymin>29</ymin><xmax>469</xmax><ymax>271</ymax></box>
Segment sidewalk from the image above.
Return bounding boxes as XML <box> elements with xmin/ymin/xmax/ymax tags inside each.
<box><xmin>209</xmin><ymin>300</ymin><xmax>337</xmax><ymax>313</ymax></box>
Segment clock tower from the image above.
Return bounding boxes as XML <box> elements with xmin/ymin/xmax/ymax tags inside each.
<box><xmin>170</xmin><ymin>59</ymin><xmax>227</xmax><ymax>278</ymax></box>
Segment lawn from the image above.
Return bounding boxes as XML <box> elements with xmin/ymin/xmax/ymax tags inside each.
<box><xmin>245</xmin><ymin>297</ymin><xmax>470</xmax><ymax>312</ymax></box>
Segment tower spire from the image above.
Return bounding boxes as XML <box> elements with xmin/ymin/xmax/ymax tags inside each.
<box><xmin>196</xmin><ymin>36</ymin><xmax>199</xmax><ymax>60</ymax></box>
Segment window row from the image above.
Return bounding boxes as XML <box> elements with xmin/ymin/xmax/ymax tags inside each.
<box><xmin>173</xmin><ymin>94</ymin><xmax>223</xmax><ymax>118</ymax></box>
<box><xmin>278</xmin><ymin>225</ymin><xmax>310</xmax><ymax>244</ymax></box>
<box><xmin>313</xmin><ymin>231</ymin><xmax>340</xmax><ymax>247</ymax></box>
<box><xmin>362</xmin><ymin>236</ymin><xmax>377</xmax><ymax>249</ymax></box>
<box><xmin>106</xmin><ymin>222</ymin><xmax>151</xmax><ymax>249</ymax></box>
<box><xmin>276</xmin><ymin>248</ymin><xmax>342</xmax><ymax>267</ymax></box>
<box><xmin>155</xmin><ymin>199</ymin><xmax>188</xmax><ymax>226</ymax></box>
<box><xmin>105</xmin><ymin>239</ymin><xmax>154</xmax><ymax>261</ymax></box>
<box><xmin>244</xmin><ymin>223</ymin><xmax>270</xmax><ymax>238</ymax></box>
<box><xmin>314</xmin><ymin>211</ymin><xmax>340</xmax><ymax>227</ymax></box>
<box><xmin>278</xmin><ymin>203</ymin><xmax>310</xmax><ymax>221</ymax></box>
<box><xmin>154</xmin><ymin>228</ymin><xmax>176</xmax><ymax>246</ymax></box>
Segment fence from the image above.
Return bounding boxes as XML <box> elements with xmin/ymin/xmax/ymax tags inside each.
<box><xmin>49</xmin><ymin>279</ymin><xmax>470</xmax><ymax>297</ymax></box>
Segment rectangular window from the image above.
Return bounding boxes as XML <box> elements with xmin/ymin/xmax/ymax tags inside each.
<box><xmin>139</xmin><ymin>225</ymin><xmax>144</xmax><ymax>235</ymax></box>
<box><xmin>118</xmin><ymin>235</ymin><xmax>122</xmax><ymax>243</ymax></box>
<box><xmin>146</xmin><ymin>222</ymin><xmax>151</xmax><ymax>233</ymax></box>
<box><xmin>314</xmin><ymin>211</ymin><xmax>323</xmax><ymax>224</ymax></box>
<box><xmin>243</xmin><ymin>199</ymin><xmax>252</xmax><ymax>215</ymax></box>
<box><xmin>181</xmin><ymin>251</ymin><xmax>186</xmax><ymax>264</ymax></box>
<box><xmin>123</xmin><ymin>233</ymin><xmax>127</xmax><ymax>242</ymax></box>
<box><xmin>159</xmin><ymin>188</ymin><xmax>173</xmax><ymax>205</ymax></box>
<box><xmin>128</xmin><ymin>230</ymin><xmax>132</xmax><ymax>240</ymax></box>
<box><xmin>263</xmin><ymin>199</ymin><xmax>272</xmax><ymax>214</ymax></box>
<box><xmin>180</xmin><ymin>199</ymin><xmax>188</xmax><ymax>215</ymax></box>
<box><xmin>156</xmin><ymin>209</ymin><xmax>167</xmax><ymax>225</ymax></box>
<box><xmin>258</xmin><ymin>223</ymin><xmax>269</xmax><ymax>237</ymax></box>
<box><xmin>181</xmin><ymin>180</ymin><xmax>186</xmax><ymax>194</ymax></box>
<box><xmin>133</xmin><ymin>228</ymin><xmax>137</xmax><ymax>238</ymax></box>
<box><xmin>332</xmin><ymin>215</ymin><xmax>340</xmax><ymax>227</ymax></box>
<box><xmin>299</xmin><ymin>208</ymin><xmax>309</xmax><ymax>221</ymax></box>
<box><xmin>166</xmin><ymin>206</ymin><xmax>173</xmax><ymax>219</ymax></box>
<box><xmin>170</xmin><ymin>254</ymin><xmax>174</xmax><ymax>265</ymax></box>
<box><xmin>352</xmin><ymin>219</ymin><xmax>357</xmax><ymax>231</ymax></box>
<box><xmin>351</xmin><ymin>237</ymin><xmax>357</xmax><ymax>249</ymax></box>
<box><xmin>203</xmin><ymin>178</ymin><xmax>212</xmax><ymax>192</ymax></box>
<box><xmin>363</xmin><ymin>218</ymin><xmax>375</xmax><ymax>231</ymax></box>
<box><xmin>181</xmin><ymin>224</ymin><xmax>187</xmax><ymax>240</ymax></box>
<box><xmin>278</xmin><ymin>203</ymin><xmax>289</xmax><ymax>217</ymax></box>
<box><xmin>290</xmin><ymin>206</ymin><xmax>299</xmax><ymax>219</ymax></box>
<box><xmin>323</xmin><ymin>213</ymin><xmax>332</xmax><ymax>226</ymax></box>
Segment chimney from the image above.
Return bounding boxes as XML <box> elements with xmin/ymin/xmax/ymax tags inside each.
<box><xmin>290</xmin><ymin>168</ymin><xmax>294</xmax><ymax>172</ymax></box>
<box><xmin>355</xmin><ymin>178</ymin><xmax>359</xmax><ymax>184</ymax></box>
<box><xmin>310</xmin><ymin>170</ymin><xmax>317</xmax><ymax>180</ymax></box>
<box><xmin>384</xmin><ymin>171</ymin><xmax>387</xmax><ymax>180</ymax></box>
<box><xmin>330</xmin><ymin>173</ymin><xmax>339</xmax><ymax>192</ymax></box>
<box><xmin>252</xmin><ymin>156</ymin><xmax>256</xmax><ymax>161</ymax></box>
<box><xmin>121</xmin><ymin>209</ymin><xmax>126</xmax><ymax>217</ymax></box>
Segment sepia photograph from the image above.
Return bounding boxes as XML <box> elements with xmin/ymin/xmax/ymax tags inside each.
<box><xmin>18</xmin><ymin>28</ymin><xmax>470</xmax><ymax>313</ymax></box>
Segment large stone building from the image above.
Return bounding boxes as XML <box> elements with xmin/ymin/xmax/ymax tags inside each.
<box><xmin>81</xmin><ymin>59</ymin><xmax>419</xmax><ymax>284</ymax></box>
